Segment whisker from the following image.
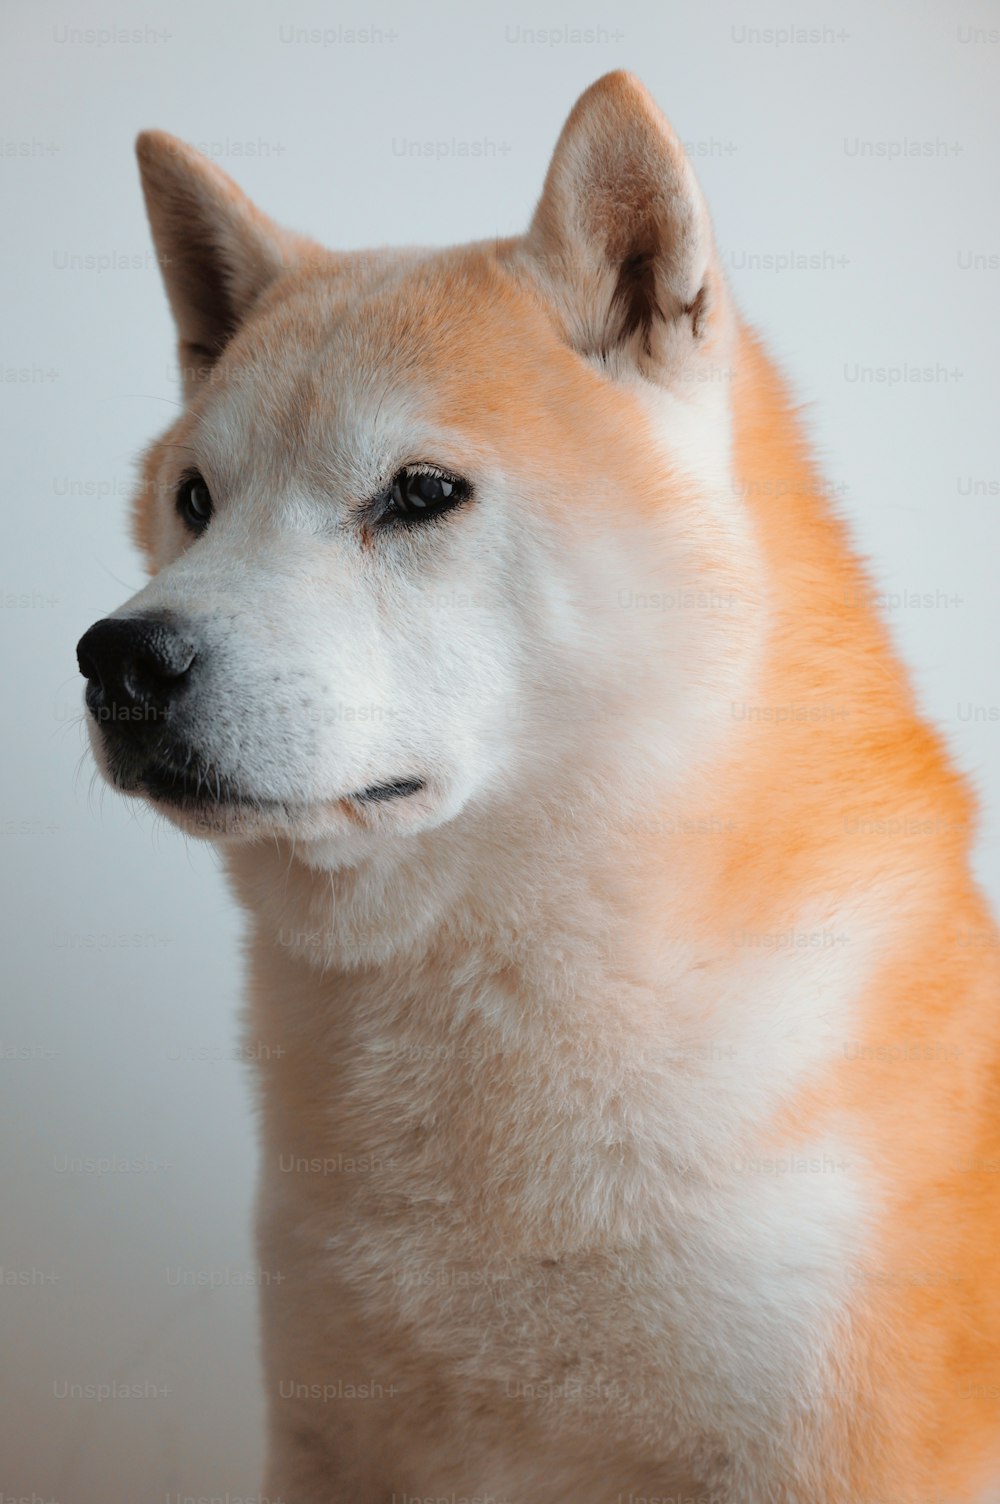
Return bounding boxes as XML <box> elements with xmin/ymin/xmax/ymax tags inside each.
<box><xmin>92</xmin><ymin>557</ymin><xmax>141</xmax><ymax>594</ymax></box>
<box><xmin>110</xmin><ymin>393</ymin><xmax>185</xmax><ymax>411</ymax></box>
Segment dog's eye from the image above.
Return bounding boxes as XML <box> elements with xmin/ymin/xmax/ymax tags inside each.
<box><xmin>176</xmin><ymin>472</ymin><xmax>213</xmax><ymax>535</ymax></box>
<box><xmin>386</xmin><ymin>466</ymin><xmax>469</xmax><ymax>524</ymax></box>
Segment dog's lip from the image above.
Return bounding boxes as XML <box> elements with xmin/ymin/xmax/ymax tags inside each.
<box><xmin>130</xmin><ymin>758</ymin><xmax>428</xmax><ymax>813</ymax></box>
<box><xmin>135</xmin><ymin>759</ymin><xmax>274</xmax><ymax>808</ymax></box>
<box><xmin>351</xmin><ymin>778</ymin><xmax>426</xmax><ymax>804</ymax></box>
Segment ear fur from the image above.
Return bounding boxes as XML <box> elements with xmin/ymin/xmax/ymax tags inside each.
<box><xmin>524</xmin><ymin>72</ymin><xmax>717</xmax><ymax>377</ymax></box>
<box><xmin>136</xmin><ymin>131</ymin><xmax>308</xmax><ymax>394</ymax></box>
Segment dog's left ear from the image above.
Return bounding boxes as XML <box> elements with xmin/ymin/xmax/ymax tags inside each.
<box><xmin>136</xmin><ymin>131</ymin><xmax>309</xmax><ymax>396</ymax></box>
<box><xmin>524</xmin><ymin>72</ymin><xmax>718</xmax><ymax>379</ymax></box>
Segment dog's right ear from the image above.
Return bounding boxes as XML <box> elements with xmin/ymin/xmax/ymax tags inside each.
<box><xmin>136</xmin><ymin>131</ymin><xmax>306</xmax><ymax>396</ymax></box>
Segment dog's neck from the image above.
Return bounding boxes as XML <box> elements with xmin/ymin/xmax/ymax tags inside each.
<box><xmin>222</xmin><ymin>735</ymin><xmax>733</xmax><ymax>1005</ymax></box>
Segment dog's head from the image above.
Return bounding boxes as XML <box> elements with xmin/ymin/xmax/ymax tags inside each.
<box><xmin>78</xmin><ymin>73</ymin><xmax>751</xmax><ymax>863</ymax></box>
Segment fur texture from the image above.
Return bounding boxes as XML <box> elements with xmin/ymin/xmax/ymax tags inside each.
<box><xmin>83</xmin><ymin>73</ymin><xmax>1000</xmax><ymax>1502</ymax></box>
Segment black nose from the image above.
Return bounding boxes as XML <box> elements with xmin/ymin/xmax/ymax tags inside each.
<box><xmin>76</xmin><ymin>614</ymin><xmax>198</xmax><ymax>726</ymax></box>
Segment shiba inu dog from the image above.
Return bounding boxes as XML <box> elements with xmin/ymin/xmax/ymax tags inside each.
<box><xmin>77</xmin><ymin>72</ymin><xmax>1000</xmax><ymax>1503</ymax></box>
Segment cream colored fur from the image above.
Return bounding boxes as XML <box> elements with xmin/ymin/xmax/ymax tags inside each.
<box><xmin>79</xmin><ymin>73</ymin><xmax>992</xmax><ymax>1504</ymax></box>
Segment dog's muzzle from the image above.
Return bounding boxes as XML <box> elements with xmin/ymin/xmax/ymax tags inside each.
<box><xmin>76</xmin><ymin>614</ymin><xmax>427</xmax><ymax>813</ymax></box>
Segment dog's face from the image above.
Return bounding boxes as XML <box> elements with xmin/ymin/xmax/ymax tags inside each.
<box><xmin>79</xmin><ymin>73</ymin><xmax>745</xmax><ymax>862</ymax></box>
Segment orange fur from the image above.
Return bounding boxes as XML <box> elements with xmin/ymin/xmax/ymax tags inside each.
<box><xmin>113</xmin><ymin>75</ymin><xmax>1000</xmax><ymax>1502</ymax></box>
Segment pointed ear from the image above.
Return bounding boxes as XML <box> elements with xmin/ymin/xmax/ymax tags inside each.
<box><xmin>524</xmin><ymin>72</ymin><xmax>718</xmax><ymax>378</ymax></box>
<box><xmin>136</xmin><ymin>131</ymin><xmax>307</xmax><ymax>395</ymax></box>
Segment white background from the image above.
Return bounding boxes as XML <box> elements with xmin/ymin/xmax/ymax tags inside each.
<box><xmin>2</xmin><ymin>1</ymin><xmax>998</xmax><ymax>1499</ymax></box>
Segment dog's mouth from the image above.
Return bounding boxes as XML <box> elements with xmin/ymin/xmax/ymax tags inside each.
<box><xmin>135</xmin><ymin>759</ymin><xmax>270</xmax><ymax>808</ymax></box>
<box><xmin>126</xmin><ymin>757</ymin><xmax>427</xmax><ymax>813</ymax></box>
<box><xmin>353</xmin><ymin>779</ymin><xmax>426</xmax><ymax>804</ymax></box>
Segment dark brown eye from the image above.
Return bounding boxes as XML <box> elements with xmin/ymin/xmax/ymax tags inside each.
<box><xmin>176</xmin><ymin>472</ymin><xmax>213</xmax><ymax>535</ymax></box>
<box><xmin>386</xmin><ymin>466</ymin><xmax>469</xmax><ymax>523</ymax></box>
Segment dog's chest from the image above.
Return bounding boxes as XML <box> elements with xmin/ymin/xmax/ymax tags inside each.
<box><xmin>255</xmin><ymin>942</ymin><xmax>863</xmax><ymax>1454</ymax></box>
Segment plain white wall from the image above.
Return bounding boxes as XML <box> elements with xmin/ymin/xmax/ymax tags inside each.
<box><xmin>2</xmin><ymin>0</ymin><xmax>998</xmax><ymax>1499</ymax></box>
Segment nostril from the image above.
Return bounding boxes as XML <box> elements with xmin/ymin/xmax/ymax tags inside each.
<box><xmin>125</xmin><ymin>647</ymin><xmax>196</xmax><ymax>704</ymax></box>
<box><xmin>136</xmin><ymin>621</ymin><xmax>197</xmax><ymax>682</ymax></box>
<box><xmin>140</xmin><ymin>652</ymin><xmax>196</xmax><ymax>684</ymax></box>
<box><xmin>75</xmin><ymin>645</ymin><xmax>102</xmax><ymax>688</ymax></box>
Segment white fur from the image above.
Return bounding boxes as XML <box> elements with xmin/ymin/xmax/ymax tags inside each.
<box><xmin>82</xmin><ymin>84</ymin><xmax>947</xmax><ymax>1502</ymax></box>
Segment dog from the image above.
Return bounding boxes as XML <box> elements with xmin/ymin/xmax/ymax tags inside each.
<box><xmin>77</xmin><ymin>72</ymin><xmax>1000</xmax><ymax>1503</ymax></box>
